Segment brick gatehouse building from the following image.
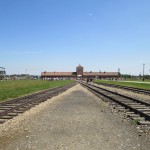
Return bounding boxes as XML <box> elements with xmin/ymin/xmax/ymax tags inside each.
<box><xmin>41</xmin><ymin>65</ymin><xmax>119</xmax><ymax>80</ymax></box>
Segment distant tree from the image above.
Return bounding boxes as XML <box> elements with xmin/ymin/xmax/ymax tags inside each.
<box><xmin>121</xmin><ymin>74</ymin><xmax>131</xmax><ymax>79</ymax></box>
<box><xmin>144</xmin><ymin>75</ymin><xmax>150</xmax><ymax>79</ymax></box>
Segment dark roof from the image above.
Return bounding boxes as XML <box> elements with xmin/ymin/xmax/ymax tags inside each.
<box><xmin>41</xmin><ymin>71</ymin><xmax>118</xmax><ymax>77</ymax></box>
<box><xmin>83</xmin><ymin>72</ymin><xmax>119</xmax><ymax>76</ymax></box>
<box><xmin>41</xmin><ymin>72</ymin><xmax>76</xmax><ymax>77</ymax></box>
<box><xmin>77</xmin><ymin>64</ymin><xmax>83</xmax><ymax>68</ymax></box>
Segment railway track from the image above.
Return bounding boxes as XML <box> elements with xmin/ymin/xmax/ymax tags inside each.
<box><xmin>80</xmin><ymin>82</ymin><xmax>150</xmax><ymax>126</ymax></box>
<box><xmin>95</xmin><ymin>82</ymin><xmax>150</xmax><ymax>95</ymax></box>
<box><xmin>0</xmin><ymin>83</ymin><xmax>76</xmax><ymax>124</ymax></box>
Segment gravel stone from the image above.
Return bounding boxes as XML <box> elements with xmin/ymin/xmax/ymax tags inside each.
<box><xmin>0</xmin><ymin>84</ymin><xmax>150</xmax><ymax>150</ymax></box>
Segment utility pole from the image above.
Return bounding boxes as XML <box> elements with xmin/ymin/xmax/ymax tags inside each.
<box><xmin>143</xmin><ymin>64</ymin><xmax>145</xmax><ymax>81</ymax></box>
<box><xmin>118</xmin><ymin>68</ymin><xmax>120</xmax><ymax>77</ymax></box>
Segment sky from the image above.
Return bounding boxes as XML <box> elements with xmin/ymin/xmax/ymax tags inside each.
<box><xmin>0</xmin><ymin>0</ymin><xmax>150</xmax><ymax>75</ymax></box>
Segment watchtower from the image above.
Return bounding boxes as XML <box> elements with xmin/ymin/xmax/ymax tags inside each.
<box><xmin>76</xmin><ymin>64</ymin><xmax>83</xmax><ymax>75</ymax></box>
<box><xmin>0</xmin><ymin>67</ymin><xmax>6</xmax><ymax>80</ymax></box>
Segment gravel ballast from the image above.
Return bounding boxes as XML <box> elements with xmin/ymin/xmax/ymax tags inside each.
<box><xmin>0</xmin><ymin>84</ymin><xmax>150</xmax><ymax>150</ymax></box>
<box><xmin>93</xmin><ymin>83</ymin><xmax>150</xmax><ymax>103</ymax></box>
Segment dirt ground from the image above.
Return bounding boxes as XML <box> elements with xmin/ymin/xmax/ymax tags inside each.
<box><xmin>0</xmin><ymin>84</ymin><xmax>150</xmax><ymax>150</ymax></box>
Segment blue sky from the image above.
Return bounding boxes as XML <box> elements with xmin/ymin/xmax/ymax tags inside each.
<box><xmin>0</xmin><ymin>0</ymin><xmax>150</xmax><ymax>75</ymax></box>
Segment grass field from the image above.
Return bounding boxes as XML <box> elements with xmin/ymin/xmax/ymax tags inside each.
<box><xmin>94</xmin><ymin>80</ymin><xmax>150</xmax><ymax>90</ymax></box>
<box><xmin>0</xmin><ymin>80</ymin><xmax>75</xmax><ymax>102</ymax></box>
<box><xmin>122</xmin><ymin>78</ymin><xmax>150</xmax><ymax>82</ymax></box>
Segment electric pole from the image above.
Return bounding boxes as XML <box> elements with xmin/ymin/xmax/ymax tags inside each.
<box><xmin>143</xmin><ymin>64</ymin><xmax>145</xmax><ymax>81</ymax></box>
<box><xmin>118</xmin><ymin>68</ymin><xmax>120</xmax><ymax>77</ymax></box>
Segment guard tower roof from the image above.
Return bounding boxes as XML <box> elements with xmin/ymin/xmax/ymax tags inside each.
<box><xmin>77</xmin><ymin>64</ymin><xmax>83</xmax><ymax>68</ymax></box>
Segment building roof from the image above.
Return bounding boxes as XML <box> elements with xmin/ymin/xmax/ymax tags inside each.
<box><xmin>83</xmin><ymin>72</ymin><xmax>119</xmax><ymax>76</ymax></box>
<box><xmin>41</xmin><ymin>71</ymin><xmax>118</xmax><ymax>77</ymax></box>
<box><xmin>41</xmin><ymin>72</ymin><xmax>76</xmax><ymax>77</ymax></box>
<box><xmin>77</xmin><ymin>64</ymin><xmax>83</xmax><ymax>68</ymax></box>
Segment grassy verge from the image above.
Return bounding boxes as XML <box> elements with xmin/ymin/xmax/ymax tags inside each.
<box><xmin>0</xmin><ymin>80</ymin><xmax>75</xmax><ymax>102</ymax></box>
<box><xmin>94</xmin><ymin>80</ymin><xmax>150</xmax><ymax>90</ymax></box>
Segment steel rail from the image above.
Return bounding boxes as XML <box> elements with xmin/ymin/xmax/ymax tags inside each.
<box><xmin>0</xmin><ymin>82</ymin><xmax>76</xmax><ymax>122</ymax></box>
<box><xmin>81</xmin><ymin>82</ymin><xmax>150</xmax><ymax>121</ymax></box>
<box><xmin>95</xmin><ymin>82</ymin><xmax>150</xmax><ymax>95</ymax></box>
<box><xmin>91</xmin><ymin>84</ymin><xmax>150</xmax><ymax>106</ymax></box>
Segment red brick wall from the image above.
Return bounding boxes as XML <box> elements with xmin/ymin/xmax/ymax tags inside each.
<box><xmin>76</xmin><ymin>67</ymin><xmax>83</xmax><ymax>75</ymax></box>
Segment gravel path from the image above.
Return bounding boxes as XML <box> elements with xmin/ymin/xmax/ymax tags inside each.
<box><xmin>0</xmin><ymin>84</ymin><xmax>150</xmax><ymax>150</ymax></box>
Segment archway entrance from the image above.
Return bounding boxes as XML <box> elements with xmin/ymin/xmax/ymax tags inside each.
<box><xmin>77</xmin><ymin>75</ymin><xmax>82</xmax><ymax>80</ymax></box>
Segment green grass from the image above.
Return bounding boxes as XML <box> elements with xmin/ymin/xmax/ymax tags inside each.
<box><xmin>131</xmin><ymin>119</ymin><xmax>140</xmax><ymax>125</ymax></box>
<box><xmin>0</xmin><ymin>80</ymin><xmax>75</xmax><ymax>102</ymax></box>
<box><xmin>123</xmin><ymin>78</ymin><xmax>150</xmax><ymax>82</ymax></box>
<box><xmin>94</xmin><ymin>80</ymin><xmax>150</xmax><ymax>90</ymax></box>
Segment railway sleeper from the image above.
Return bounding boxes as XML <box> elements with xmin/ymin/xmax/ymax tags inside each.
<box><xmin>6</xmin><ymin>104</ymin><xmax>20</xmax><ymax>106</ymax></box>
<box><xmin>110</xmin><ymin>102</ymin><xmax>117</xmax><ymax>105</ymax></box>
<box><xmin>17</xmin><ymin>107</ymin><xmax>30</xmax><ymax>111</ymax></box>
<box><xmin>115</xmin><ymin>106</ymin><xmax>125</xmax><ymax>109</ymax></box>
<box><xmin>142</xmin><ymin>111</ymin><xmax>150</xmax><ymax>114</ymax></box>
<box><xmin>29</xmin><ymin>102</ymin><xmax>40</xmax><ymax>105</ymax></box>
<box><xmin>117</xmin><ymin>108</ymin><xmax>126</xmax><ymax>112</ymax></box>
<box><xmin>113</xmin><ymin>106</ymin><xmax>126</xmax><ymax>112</ymax></box>
<box><xmin>118</xmin><ymin>98</ymin><xmax>131</xmax><ymax>101</ymax></box>
<box><xmin>130</xmin><ymin>106</ymin><xmax>148</xmax><ymax>109</ymax></box>
<box><xmin>126</xmin><ymin>111</ymin><xmax>137</xmax><ymax>114</ymax></box>
<box><xmin>0</xmin><ymin>119</ymin><xmax>5</xmax><ymax>124</ymax></box>
<box><xmin>127</xmin><ymin>114</ymin><xmax>141</xmax><ymax>117</ymax></box>
<box><xmin>7</xmin><ymin>113</ymin><xmax>18</xmax><ymax>116</ymax></box>
<box><xmin>137</xmin><ymin>108</ymin><xmax>150</xmax><ymax>111</ymax></box>
<box><xmin>139</xmin><ymin>121</ymin><xmax>150</xmax><ymax>125</ymax></box>
<box><xmin>13</xmin><ymin>110</ymin><xmax>25</xmax><ymax>113</ymax></box>
<box><xmin>131</xmin><ymin>117</ymin><xmax>145</xmax><ymax>121</ymax></box>
<box><xmin>0</xmin><ymin>115</ymin><xmax>13</xmax><ymax>119</ymax></box>
<box><xmin>0</xmin><ymin>108</ymin><xmax>11</xmax><ymax>111</ymax></box>
<box><xmin>124</xmin><ymin>103</ymin><xmax>142</xmax><ymax>105</ymax></box>
<box><xmin>0</xmin><ymin>106</ymin><xmax>14</xmax><ymax>108</ymax></box>
<box><xmin>21</xmin><ymin>105</ymin><xmax>32</xmax><ymax>108</ymax></box>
